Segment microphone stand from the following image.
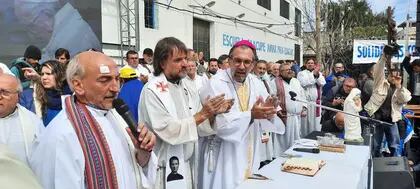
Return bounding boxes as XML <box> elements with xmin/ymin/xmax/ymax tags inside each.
<box><xmin>290</xmin><ymin>93</ymin><xmax>387</xmax><ymax>189</ymax></box>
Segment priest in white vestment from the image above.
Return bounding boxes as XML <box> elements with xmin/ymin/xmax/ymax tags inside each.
<box><xmin>198</xmin><ymin>40</ymin><xmax>285</xmax><ymax>189</ymax></box>
<box><xmin>270</xmin><ymin>63</ymin><xmax>306</xmax><ymax>156</ymax></box>
<box><xmin>139</xmin><ymin>37</ymin><xmax>231</xmax><ymax>189</ymax></box>
<box><xmin>297</xmin><ymin>59</ymin><xmax>326</xmax><ymax>137</ymax></box>
<box><xmin>30</xmin><ymin>51</ymin><xmax>157</xmax><ymax>189</ymax></box>
<box><xmin>252</xmin><ymin>59</ymin><xmax>275</xmax><ymax>164</ymax></box>
<box><xmin>0</xmin><ymin>74</ymin><xmax>44</xmax><ymax>166</ymax></box>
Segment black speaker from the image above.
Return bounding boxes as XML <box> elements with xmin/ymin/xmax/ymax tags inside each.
<box><xmin>373</xmin><ymin>157</ymin><xmax>415</xmax><ymax>189</ymax></box>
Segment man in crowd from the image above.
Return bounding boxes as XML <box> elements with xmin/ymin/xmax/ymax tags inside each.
<box><xmin>269</xmin><ymin>63</ymin><xmax>280</xmax><ymax>81</ymax></box>
<box><xmin>252</xmin><ymin>59</ymin><xmax>273</xmax><ymax>167</ymax></box>
<box><xmin>0</xmin><ymin>74</ymin><xmax>44</xmax><ymax>166</ymax></box>
<box><xmin>205</xmin><ymin>58</ymin><xmax>219</xmax><ymax>79</ymax></box>
<box><xmin>31</xmin><ymin>51</ymin><xmax>158</xmax><ymax>189</ymax></box>
<box><xmin>197</xmin><ymin>51</ymin><xmax>207</xmax><ymax>76</ymax></box>
<box><xmin>291</xmin><ymin>60</ymin><xmax>301</xmax><ymax>76</ymax></box>
<box><xmin>321</xmin><ymin>78</ymin><xmax>357</xmax><ymax>122</ymax></box>
<box><xmin>323</xmin><ymin>62</ymin><xmax>348</xmax><ymax>95</ymax></box>
<box><xmin>402</xmin><ymin>54</ymin><xmax>420</xmax><ymax>104</ymax></box>
<box><xmin>271</xmin><ymin>63</ymin><xmax>306</xmax><ymax>155</ymax></box>
<box><xmin>184</xmin><ymin>58</ymin><xmax>206</xmax><ymax>93</ymax></box>
<box><xmin>365</xmin><ymin>50</ymin><xmax>411</xmax><ymax>157</ymax></box>
<box><xmin>217</xmin><ymin>54</ymin><xmax>230</xmax><ymax>70</ymax></box>
<box><xmin>198</xmin><ymin>40</ymin><xmax>283</xmax><ymax>189</ymax></box>
<box><xmin>139</xmin><ymin>48</ymin><xmax>154</xmax><ymax>83</ymax></box>
<box><xmin>253</xmin><ymin>60</ymin><xmax>267</xmax><ymax>78</ymax></box>
<box><xmin>139</xmin><ymin>37</ymin><xmax>231</xmax><ymax>189</ymax></box>
<box><xmin>55</xmin><ymin>48</ymin><xmax>70</xmax><ymax>65</ymax></box>
<box><xmin>321</xmin><ymin>112</ymin><xmax>345</xmax><ymax>134</ymax></box>
<box><xmin>297</xmin><ymin>58</ymin><xmax>326</xmax><ymax>137</ymax></box>
<box><xmin>10</xmin><ymin>45</ymin><xmax>42</xmax><ymax>112</ymax></box>
<box><xmin>118</xmin><ymin>67</ymin><xmax>144</xmax><ymax>123</ymax></box>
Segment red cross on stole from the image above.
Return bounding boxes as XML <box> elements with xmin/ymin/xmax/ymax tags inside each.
<box><xmin>156</xmin><ymin>81</ymin><xmax>169</xmax><ymax>92</ymax></box>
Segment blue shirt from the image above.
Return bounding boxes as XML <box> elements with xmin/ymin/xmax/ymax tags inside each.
<box><xmin>118</xmin><ymin>79</ymin><xmax>144</xmax><ymax>123</ymax></box>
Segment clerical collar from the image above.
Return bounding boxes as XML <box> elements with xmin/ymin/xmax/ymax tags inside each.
<box><xmin>1</xmin><ymin>106</ymin><xmax>18</xmax><ymax>119</ymax></box>
<box><xmin>86</xmin><ymin>104</ymin><xmax>109</xmax><ymax>116</ymax></box>
<box><xmin>282</xmin><ymin>77</ymin><xmax>292</xmax><ymax>84</ymax></box>
<box><xmin>75</xmin><ymin>97</ymin><xmax>109</xmax><ymax>116</ymax></box>
<box><xmin>167</xmin><ymin>78</ymin><xmax>181</xmax><ymax>85</ymax></box>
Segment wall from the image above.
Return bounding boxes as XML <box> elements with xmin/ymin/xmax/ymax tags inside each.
<box><xmin>101</xmin><ymin>0</ymin><xmax>305</xmax><ymax>63</ymax></box>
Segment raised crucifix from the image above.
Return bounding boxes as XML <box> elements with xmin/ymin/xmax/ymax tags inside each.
<box><xmin>386</xmin><ymin>6</ymin><xmax>398</xmax><ymax>70</ymax></box>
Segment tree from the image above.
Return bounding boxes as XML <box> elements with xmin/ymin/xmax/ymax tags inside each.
<box><xmin>303</xmin><ymin>0</ymin><xmax>388</xmax><ymax>74</ymax></box>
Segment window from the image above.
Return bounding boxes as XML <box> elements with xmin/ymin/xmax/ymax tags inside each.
<box><xmin>193</xmin><ymin>18</ymin><xmax>210</xmax><ymax>61</ymax></box>
<box><xmin>280</xmin><ymin>0</ymin><xmax>289</xmax><ymax>19</ymax></box>
<box><xmin>295</xmin><ymin>8</ymin><xmax>301</xmax><ymax>37</ymax></box>
<box><xmin>257</xmin><ymin>0</ymin><xmax>271</xmax><ymax>10</ymax></box>
<box><xmin>144</xmin><ymin>0</ymin><xmax>156</xmax><ymax>29</ymax></box>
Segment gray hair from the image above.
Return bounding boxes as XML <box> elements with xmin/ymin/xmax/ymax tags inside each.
<box><xmin>16</xmin><ymin>79</ymin><xmax>23</xmax><ymax>93</ymax></box>
<box><xmin>66</xmin><ymin>54</ymin><xmax>85</xmax><ymax>91</ymax></box>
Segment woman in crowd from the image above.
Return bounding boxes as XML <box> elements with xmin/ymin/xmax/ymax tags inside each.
<box><xmin>34</xmin><ymin>60</ymin><xmax>71</xmax><ymax>125</ymax></box>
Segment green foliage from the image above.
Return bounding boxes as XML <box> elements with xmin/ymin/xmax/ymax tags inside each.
<box><xmin>321</xmin><ymin>0</ymin><xmax>389</xmax><ymax>68</ymax></box>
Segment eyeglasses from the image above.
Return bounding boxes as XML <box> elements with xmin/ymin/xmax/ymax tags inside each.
<box><xmin>231</xmin><ymin>57</ymin><xmax>253</xmax><ymax>66</ymax></box>
<box><xmin>0</xmin><ymin>89</ymin><xmax>19</xmax><ymax>97</ymax></box>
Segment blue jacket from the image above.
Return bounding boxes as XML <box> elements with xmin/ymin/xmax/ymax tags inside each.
<box><xmin>322</xmin><ymin>72</ymin><xmax>349</xmax><ymax>95</ymax></box>
<box><xmin>118</xmin><ymin>79</ymin><xmax>144</xmax><ymax>123</ymax></box>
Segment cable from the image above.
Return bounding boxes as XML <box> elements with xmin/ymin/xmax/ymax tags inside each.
<box><xmin>153</xmin><ymin>1</ymin><xmax>302</xmax><ymax>38</ymax></box>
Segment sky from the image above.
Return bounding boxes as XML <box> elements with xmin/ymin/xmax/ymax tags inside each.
<box><xmin>367</xmin><ymin>0</ymin><xmax>416</xmax><ymax>24</ymax></box>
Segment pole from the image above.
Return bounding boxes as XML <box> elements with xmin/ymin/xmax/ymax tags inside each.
<box><xmin>315</xmin><ymin>0</ymin><xmax>322</xmax><ymax>66</ymax></box>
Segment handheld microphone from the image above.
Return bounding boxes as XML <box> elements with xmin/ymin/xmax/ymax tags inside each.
<box><xmin>113</xmin><ymin>98</ymin><xmax>139</xmax><ymax>138</ymax></box>
<box><xmin>289</xmin><ymin>91</ymin><xmax>297</xmax><ymax>101</ymax></box>
<box><xmin>293</xmin><ymin>148</ymin><xmax>320</xmax><ymax>154</ymax></box>
<box><xmin>113</xmin><ymin>98</ymin><xmax>151</xmax><ymax>167</ymax></box>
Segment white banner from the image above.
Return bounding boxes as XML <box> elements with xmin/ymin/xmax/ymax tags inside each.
<box><xmin>352</xmin><ymin>40</ymin><xmax>416</xmax><ymax>64</ymax></box>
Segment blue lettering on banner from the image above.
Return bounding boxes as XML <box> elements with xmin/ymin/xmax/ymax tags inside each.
<box><xmin>222</xmin><ymin>33</ymin><xmax>293</xmax><ymax>55</ymax></box>
<box><xmin>356</xmin><ymin>43</ymin><xmax>417</xmax><ymax>59</ymax></box>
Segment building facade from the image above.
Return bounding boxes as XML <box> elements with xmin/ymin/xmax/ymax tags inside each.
<box><xmin>102</xmin><ymin>0</ymin><xmax>306</xmax><ymax>64</ymax></box>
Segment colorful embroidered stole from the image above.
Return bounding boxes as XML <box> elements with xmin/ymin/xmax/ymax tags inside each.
<box><xmin>65</xmin><ymin>96</ymin><xmax>118</xmax><ymax>189</ymax></box>
<box><xmin>275</xmin><ymin>78</ymin><xmax>287</xmax><ymax>125</ymax></box>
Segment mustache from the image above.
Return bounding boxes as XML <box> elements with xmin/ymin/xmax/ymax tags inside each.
<box><xmin>105</xmin><ymin>93</ymin><xmax>117</xmax><ymax>99</ymax></box>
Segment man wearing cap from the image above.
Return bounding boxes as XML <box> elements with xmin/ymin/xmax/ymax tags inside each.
<box><xmin>118</xmin><ymin>67</ymin><xmax>144</xmax><ymax>123</ymax></box>
<box><xmin>137</xmin><ymin>48</ymin><xmax>154</xmax><ymax>84</ymax></box>
<box><xmin>198</xmin><ymin>40</ymin><xmax>284</xmax><ymax>189</ymax></box>
<box><xmin>10</xmin><ymin>45</ymin><xmax>43</xmax><ymax>113</ymax></box>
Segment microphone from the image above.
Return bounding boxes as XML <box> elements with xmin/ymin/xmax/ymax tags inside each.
<box><xmin>113</xmin><ymin>98</ymin><xmax>151</xmax><ymax>167</ymax></box>
<box><xmin>113</xmin><ymin>99</ymin><xmax>139</xmax><ymax>138</ymax></box>
<box><xmin>289</xmin><ymin>91</ymin><xmax>297</xmax><ymax>101</ymax></box>
<box><xmin>293</xmin><ymin>148</ymin><xmax>320</xmax><ymax>154</ymax></box>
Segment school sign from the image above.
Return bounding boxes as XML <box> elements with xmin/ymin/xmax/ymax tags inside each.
<box><xmin>352</xmin><ymin>40</ymin><xmax>416</xmax><ymax>64</ymax></box>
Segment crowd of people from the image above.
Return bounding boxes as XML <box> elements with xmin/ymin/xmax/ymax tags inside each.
<box><xmin>0</xmin><ymin>37</ymin><xmax>419</xmax><ymax>189</ymax></box>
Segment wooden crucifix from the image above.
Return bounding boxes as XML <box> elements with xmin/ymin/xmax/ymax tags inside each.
<box><xmin>386</xmin><ymin>6</ymin><xmax>397</xmax><ymax>70</ymax></box>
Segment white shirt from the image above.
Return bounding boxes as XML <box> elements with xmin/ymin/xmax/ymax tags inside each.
<box><xmin>0</xmin><ymin>105</ymin><xmax>43</xmax><ymax>165</ymax></box>
<box><xmin>30</xmin><ymin>106</ymin><xmax>157</xmax><ymax>189</ymax></box>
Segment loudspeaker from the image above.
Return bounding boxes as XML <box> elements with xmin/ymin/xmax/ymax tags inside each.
<box><xmin>373</xmin><ymin>157</ymin><xmax>415</xmax><ymax>189</ymax></box>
